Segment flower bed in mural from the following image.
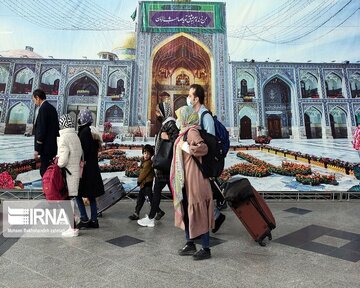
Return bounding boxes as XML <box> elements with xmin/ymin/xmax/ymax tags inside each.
<box><xmin>226</xmin><ymin>163</ymin><xmax>270</xmax><ymax>177</ymax></box>
<box><xmin>125</xmin><ymin>166</ymin><xmax>140</xmax><ymax>178</ymax></box>
<box><xmin>0</xmin><ymin>171</ymin><xmax>15</xmax><ymax>189</ymax></box>
<box><xmin>102</xmin><ymin>121</ymin><xmax>117</xmax><ymax>143</ymax></box>
<box><xmin>255</xmin><ymin>135</ymin><xmax>272</xmax><ymax>144</ymax></box>
<box><xmin>261</xmin><ymin>145</ymin><xmax>354</xmax><ymax>173</ymax></box>
<box><xmin>234</xmin><ymin>151</ymin><xmax>338</xmax><ymax>186</ymax></box>
<box><xmin>295</xmin><ymin>173</ymin><xmax>337</xmax><ymax>186</ymax></box>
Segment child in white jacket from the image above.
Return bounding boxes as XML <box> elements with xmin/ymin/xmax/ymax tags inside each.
<box><xmin>57</xmin><ymin>114</ymin><xmax>83</xmax><ymax>237</ymax></box>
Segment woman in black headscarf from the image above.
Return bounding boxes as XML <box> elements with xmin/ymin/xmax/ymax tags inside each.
<box><xmin>137</xmin><ymin>102</ymin><xmax>179</xmax><ymax>227</ymax></box>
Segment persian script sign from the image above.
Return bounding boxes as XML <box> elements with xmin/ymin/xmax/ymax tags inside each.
<box><xmin>149</xmin><ymin>11</ymin><xmax>214</xmax><ymax>28</ymax></box>
<box><xmin>141</xmin><ymin>2</ymin><xmax>225</xmax><ymax>33</ymax></box>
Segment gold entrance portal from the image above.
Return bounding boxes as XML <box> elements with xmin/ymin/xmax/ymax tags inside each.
<box><xmin>149</xmin><ymin>34</ymin><xmax>212</xmax><ymax>136</ymax></box>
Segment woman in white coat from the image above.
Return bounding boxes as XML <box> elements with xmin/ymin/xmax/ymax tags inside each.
<box><xmin>57</xmin><ymin>114</ymin><xmax>83</xmax><ymax>237</ymax></box>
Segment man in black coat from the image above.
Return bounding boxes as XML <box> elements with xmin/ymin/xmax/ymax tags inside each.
<box><xmin>32</xmin><ymin>89</ymin><xmax>59</xmax><ymax>176</ymax></box>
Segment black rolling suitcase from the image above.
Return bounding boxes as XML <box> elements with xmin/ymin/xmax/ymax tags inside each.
<box><xmin>97</xmin><ymin>177</ymin><xmax>136</xmax><ymax>214</ymax></box>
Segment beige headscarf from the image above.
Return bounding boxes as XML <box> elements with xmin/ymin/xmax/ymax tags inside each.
<box><xmin>170</xmin><ymin>106</ymin><xmax>199</xmax><ymax>222</ymax></box>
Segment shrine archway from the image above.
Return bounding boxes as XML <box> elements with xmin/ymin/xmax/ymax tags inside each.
<box><xmin>149</xmin><ymin>33</ymin><xmax>213</xmax><ymax>136</ymax></box>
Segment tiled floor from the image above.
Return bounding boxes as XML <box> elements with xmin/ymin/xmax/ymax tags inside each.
<box><xmin>274</xmin><ymin>224</ymin><xmax>360</xmax><ymax>262</ymax></box>
<box><xmin>1</xmin><ymin>200</ymin><xmax>360</xmax><ymax>287</ymax></box>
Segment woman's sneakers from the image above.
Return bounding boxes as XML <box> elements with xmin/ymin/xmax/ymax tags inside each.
<box><xmin>61</xmin><ymin>228</ymin><xmax>79</xmax><ymax>237</ymax></box>
<box><xmin>178</xmin><ymin>243</ymin><xmax>211</xmax><ymax>260</ymax></box>
<box><xmin>193</xmin><ymin>248</ymin><xmax>211</xmax><ymax>260</ymax></box>
<box><xmin>178</xmin><ymin>242</ymin><xmax>197</xmax><ymax>256</ymax></box>
<box><xmin>76</xmin><ymin>219</ymin><xmax>99</xmax><ymax>229</ymax></box>
<box><xmin>128</xmin><ymin>213</ymin><xmax>139</xmax><ymax>220</ymax></box>
<box><xmin>137</xmin><ymin>215</ymin><xmax>155</xmax><ymax>227</ymax></box>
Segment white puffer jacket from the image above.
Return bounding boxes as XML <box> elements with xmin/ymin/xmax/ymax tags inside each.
<box><xmin>57</xmin><ymin>128</ymin><xmax>83</xmax><ymax>197</ymax></box>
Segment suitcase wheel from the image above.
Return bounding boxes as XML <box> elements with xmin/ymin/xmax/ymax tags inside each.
<box><xmin>258</xmin><ymin>239</ymin><xmax>266</xmax><ymax>247</ymax></box>
<box><xmin>268</xmin><ymin>232</ymin><xmax>272</xmax><ymax>241</ymax></box>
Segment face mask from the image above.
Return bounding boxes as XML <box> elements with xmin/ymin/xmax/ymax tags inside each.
<box><xmin>186</xmin><ymin>97</ymin><xmax>193</xmax><ymax>107</ymax></box>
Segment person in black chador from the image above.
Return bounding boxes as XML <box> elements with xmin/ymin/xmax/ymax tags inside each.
<box><xmin>76</xmin><ymin>109</ymin><xmax>105</xmax><ymax>229</ymax></box>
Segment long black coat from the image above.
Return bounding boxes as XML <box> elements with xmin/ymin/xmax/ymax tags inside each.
<box><xmin>34</xmin><ymin>100</ymin><xmax>59</xmax><ymax>158</ymax></box>
<box><xmin>78</xmin><ymin>125</ymin><xmax>104</xmax><ymax>198</ymax></box>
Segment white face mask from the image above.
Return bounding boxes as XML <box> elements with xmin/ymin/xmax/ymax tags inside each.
<box><xmin>186</xmin><ymin>97</ymin><xmax>193</xmax><ymax>107</ymax></box>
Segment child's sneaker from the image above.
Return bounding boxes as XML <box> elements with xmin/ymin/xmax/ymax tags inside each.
<box><xmin>137</xmin><ymin>215</ymin><xmax>155</xmax><ymax>227</ymax></box>
<box><xmin>128</xmin><ymin>213</ymin><xmax>139</xmax><ymax>220</ymax></box>
<box><xmin>155</xmin><ymin>210</ymin><xmax>165</xmax><ymax>220</ymax></box>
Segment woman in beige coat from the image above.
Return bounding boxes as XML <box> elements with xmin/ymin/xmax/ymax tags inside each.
<box><xmin>170</xmin><ymin>106</ymin><xmax>214</xmax><ymax>261</ymax></box>
<box><xmin>57</xmin><ymin>114</ymin><xmax>83</xmax><ymax>237</ymax></box>
<box><xmin>57</xmin><ymin>114</ymin><xmax>83</xmax><ymax>196</ymax></box>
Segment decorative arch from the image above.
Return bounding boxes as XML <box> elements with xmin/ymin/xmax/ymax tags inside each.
<box><xmin>105</xmin><ymin>105</ymin><xmax>124</xmax><ymax>124</ymax></box>
<box><xmin>238</xmin><ymin>71</ymin><xmax>255</xmax><ymax>98</ymax></box>
<box><xmin>40</xmin><ymin>68</ymin><xmax>61</xmax><ymax>95</ymax></box>
<box><xmin>67</xmin><ymin>73</ymin><xmax>99</xmax><ymax>96</ymax></box>
<box><xmin>148</xmin><ymin>32</ymin><xmax>213</xmax><ymax>136</ymax></box>
<box><xmin>0</xmin><ymin>66</ymin><xmax>9</xmax><ymax>93</ymax></box>
<box><xmin>329</xmin><ymin>106</ymin><xmax>348</xmax><ymax>138</ymax></box>
<box><xmin>5</xmin><ymin>102</ymin><xmax>30</xmax><ymax>134</ymax></box>
<box><xmin>350</xmin><ymin>72</ymin><xmax>360</xmax><ymax>98</ymax></box>
<box><xmin>11</xmin><ymin>67</ymin><xmax>34</xmax><ymax>94</ymax></box>
<box><xmin>300</xmin><ymin>72</ymin><xmax>318</xmax><ymax>98</ymax></box>
<box><xmin>238</xmin><ymin>106</ymin><xmax>256</xmax><ymax>123</ymax></box>
<box><xmin>108</xmin><ymin>70</ymin><xmax>126</xmax><ymax>96</ymax></box>
<box><xmin>325</xmin><ymin>72</ymin><xmax>342</xmax><ymax>98</ymax></box>
<box><xmin>355</xmin><ymin>108</ymin><xmax>360</xmax><ymax>125</ymax></box>
<box><xmin>303</xmin><ymin>106</ymin><xmax>322</xmax><ymax>138</ymax></box>
<box><xmin>238</xmin><ymin>106</ymin><xmax>256</xmax><ymax>140</ymax></box>
<box><xmin>263</xmin><ymin>75</ymin><xmax>293</xmax><ymax>139</ymax></box>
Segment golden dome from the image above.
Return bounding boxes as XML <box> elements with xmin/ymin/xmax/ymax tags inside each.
<box><xmin>112</xmin><ymin>32</ymin><xmax>136</xmax><ymax>51</ymax></box>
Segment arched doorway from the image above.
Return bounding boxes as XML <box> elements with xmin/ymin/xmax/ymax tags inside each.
<box><xmin>105</xmin><ymin>105</ymin><xmax>124</xmax><ymax>124</ymax></box>
<box><xmin>304</xmin><ymin>114</ymin><xmax>312</xmax><ymax>138</ymax></box>
<box><xmin>329</xmin><ymin>107</ymin><xmax>348</xmax><ymax>138</ymax></box>
<box><xmin>267</xmin><ymin>115</ymin><xmax>282</xmax><ymax>138</ymax></box>
<box><xmin>304</xmin><ymin>107</ymin><xmax>322</xmax><ymax>139</ymax></box>
<box><xmin>149</xmin><ymin>34</ymin><xmax>212</xmax><ymax>136</ymax></box>
<box><xmin>5</xmin><ymin>102</ymin><xmax>30</xmax><ymax>134</ymax></box>
<box><xmin>240</xmin><ymin>116</ymin><xmax>252</xmax><ymax>139</ymax></box>
<box><xmin>11</xmin><ymin>67</ymin><xmax>34</xmax><ymax>94</ymax></box>
<box><xmin>69</xmin><ymin>76</ymin><xmax>98</xmax><ymax>96</ymax></box>
<box><xmin>66</xmin><ymin>74</ymin><xmax>99</xmax><ymax>128</ymax></box>
<box><xmin>263</xmin><ymin>77</ymin><xmax>292</xmax><ymax>138</ymax></box>
<box><xmin>40</xmin><ymin>68</ymin><xmax>60</xmax><ymax>95</ymax></box>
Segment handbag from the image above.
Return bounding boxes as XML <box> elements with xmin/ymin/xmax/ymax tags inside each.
<box><xmin>152</xmin><ymin>139</ymin><xmax>174</xmax><ymax>171</ymax></box>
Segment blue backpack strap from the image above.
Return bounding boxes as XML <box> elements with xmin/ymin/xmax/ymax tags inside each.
<box><xmin>200</xmin><ymin>110</ymin><xmax>212</xmax><ymax>130</ymax></box>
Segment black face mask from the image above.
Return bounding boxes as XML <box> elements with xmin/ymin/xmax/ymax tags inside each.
<box><xmin>157</xmin><ymin>116</ymin><xmax>163</xmax><ymax>122</ymax></box>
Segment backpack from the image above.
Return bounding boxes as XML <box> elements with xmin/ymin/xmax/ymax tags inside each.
<box><xmin>42</xmin><ymin>158</ymin><xmax>70</xmax><ymax>200</ymax></box>
<box><xmin>200</xmin><ymin>111</ymin><xmax>230</xmax><ymax>156</ymax></box>
<box><xmin>184</xmin><ymin>128</ymin><xmax>225</xmax><ymax>178</ymax></box>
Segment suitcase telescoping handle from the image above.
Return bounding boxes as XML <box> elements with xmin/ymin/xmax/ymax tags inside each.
<box><xmin>210</xmin><ymin>177</ymin><xmax>223</xmax><ymax>194</ymax></box>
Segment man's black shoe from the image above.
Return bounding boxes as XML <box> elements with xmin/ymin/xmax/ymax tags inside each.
<box><xmin>193</xmin><ymin>248</ymin><xmax>211</xmax><ymax>260</ymax></box>
<box><xmin>89</xmin><ymin>220</ymin><xmax>99</xmax><ymax>228</ymax></box>
<box><xmin>178</xmin><ymin>242</ymin><xmax>197</xmax><ymax>256</ymax></box>
<box><xmin>212</xmin><ymin>213</ymin><xmax>226</xmax><ymax>233</ymax></box>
